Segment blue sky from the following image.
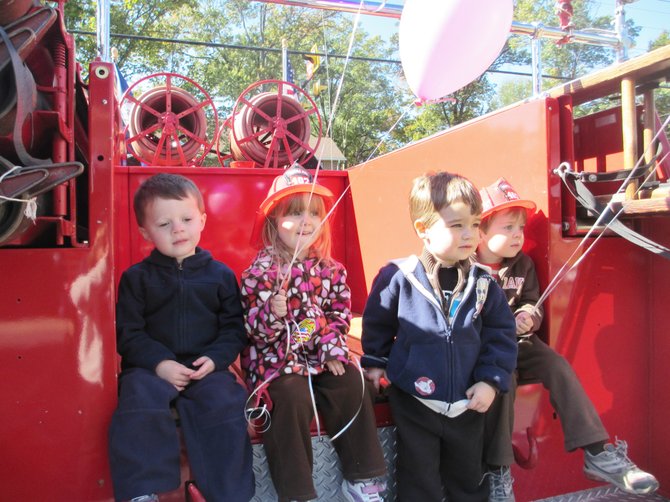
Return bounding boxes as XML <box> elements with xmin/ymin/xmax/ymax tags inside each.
<box><xmin>358</xmin><ymin>0</ymin><xmax>669</xmax><ymax>57</ymax></box>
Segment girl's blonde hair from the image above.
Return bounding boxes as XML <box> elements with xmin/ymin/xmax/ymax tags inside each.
<box><xmin>261</xmin><ymin>193</ymin><xmax>332</xmax><ymax>264</ymax></box>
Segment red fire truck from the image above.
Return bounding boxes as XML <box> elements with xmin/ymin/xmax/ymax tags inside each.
<box><xmin>1</xmin><ymin>0</ymin><xmax>669</xmax><ymax>500</ymax></box>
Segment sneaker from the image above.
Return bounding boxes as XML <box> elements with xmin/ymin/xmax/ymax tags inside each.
<box><xmin>129</xmin><ymin>496</ymin><xmax>158</xmax><ymax>502</ymax></box>
<box><xmin>487</xmin><ymin>466</ymin><xmax>515</xmax><ymax>502</ymax></box>
<box><xmin>341</xmin><ymin>478</ymin><xmax>386</xmax><ymax>502</ymax></box>
<box><xmin>584</xmin><ymin>439</ymin><xmax>659</xmax><ymax>494</ymax></box>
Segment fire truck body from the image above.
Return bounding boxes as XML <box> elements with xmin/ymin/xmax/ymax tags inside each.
<box><xmin>2</xmin><ymin>1</ymin><xmax>670</xmax><ymax>500</ymax></box>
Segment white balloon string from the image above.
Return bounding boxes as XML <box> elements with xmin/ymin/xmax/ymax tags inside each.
<box><xmin>328</xmin><ymin>357</ymin><xmax>366</xmax><ymax>441</ymax></box>
<box><xmin>324</xmin><ymin>0</ymin><xmax>364</xmax><ymax>141</ymax></box>
<box><xmin>290</xmin><ymin>100</ymin><xmax>415</xmax><ymax>263</ymax></box>
<box><xmin>534</xmin><ymin>113</ymin><xmax>670</xmax><ymax>313</ymax></box>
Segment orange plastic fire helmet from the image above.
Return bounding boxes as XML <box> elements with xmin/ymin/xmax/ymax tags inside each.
<box><xmin>479</xmin><ymin>177</ymin><xmax>536</xmax><ymax>220</ymax></box>
<box><xmin>250</xmin><ymin>165</ymin><xmax>334</xmax><ymax>245</ymax></box>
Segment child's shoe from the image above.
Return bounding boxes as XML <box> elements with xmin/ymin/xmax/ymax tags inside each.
<box><xmin>583</xmin><ymin>439</ymin><xmax>659</xmax><ymax>494</ymax></box>
<box><xmin>487</xmin><ymin>466</ymin><xmax>515</xmax><ymax>502</ymax></box>
<box><xmin>129</xmin><ymin>496</ymin><xmax>158</xmax><ymax>502</ymax></box>
<box><xmin>341</xmin><ymin>478</ymin><xmax>386</xmax><ymax>502</ymax></box>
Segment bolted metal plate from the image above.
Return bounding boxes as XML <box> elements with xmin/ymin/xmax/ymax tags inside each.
<box><xmin>536</xmin><ymin>487</ymin><xmax>669</xmax><ymax>502</ymax></box>
<box><xmin>250</xmin><ymin>426</ymin><xmax>667</xmax><ymax>502</ymax></box>
<box><xmin>251</xmin><ymin>426</ymin><xmax>397</xmax><ymax>501</ymax></box>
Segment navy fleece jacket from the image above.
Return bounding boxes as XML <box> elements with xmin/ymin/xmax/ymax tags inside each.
<box><xmin>362</xmin><ymin>256</ymin><xmax>517</xmax><ymax>403</ymax></box>
<box><xmin>116</xmin><ymin>247</ymin><xmax>247</xmax><ymax>372</ymax></box>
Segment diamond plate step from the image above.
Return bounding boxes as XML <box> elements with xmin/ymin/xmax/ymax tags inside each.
<box><xmin>251</xmin><ymin>426</ymin><xmax>397</xmax><ymax>501</ymax></box>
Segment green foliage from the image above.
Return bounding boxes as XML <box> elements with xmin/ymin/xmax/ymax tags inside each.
<box><xmin>649</xmin><ymin>31</ymin><xmax>670</xmax><ymax>133</ymax></box>
<box><xmin>62</xmin><ymin>0</ymin><xmax>658</xmax><ymax>166</ymax></box>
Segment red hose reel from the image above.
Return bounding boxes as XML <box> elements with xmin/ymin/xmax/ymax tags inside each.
<box><xmin>120</xmin><ymin>72</ymin><xmax>218</xmax><ymax>166</ymax></box>
<box><xmin>120</xmin><ymin>75</ymin><xmax>322</xmax><ymax>168</ymax></box>
<box><xmin>228</xmin><ymin>79</ymin><xmax>321</xmax><ymax>168</ymax></box>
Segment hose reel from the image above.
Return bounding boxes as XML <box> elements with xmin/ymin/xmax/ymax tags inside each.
<box><xmin>229</xmin><ymin>79</ymin><xmax>321</xmax><ymax>168</ymax></box>
<box><xmin>120</xmin><ymin>73</ymin><xmax>218</xmax><ymax>166</ymax></box>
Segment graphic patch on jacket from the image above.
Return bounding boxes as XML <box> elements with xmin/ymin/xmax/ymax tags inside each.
<box><xmin>473</xmin><ymin>276</ymin><xmax>490</xmax><ymax>319</ymax></box>
<box><xmin>414</xmin><ymin>376</ymin><xmax>436</xmax><ymax>396</ymax></box>
<box><xmin>293</xmin><ymin>318</ymin><xmax>316</xmax><ymax>343</ymax></box>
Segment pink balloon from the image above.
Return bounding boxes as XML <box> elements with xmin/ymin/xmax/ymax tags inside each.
<box><xmin>399</xmin><ymin>0</ymin><xmax>514</xmax><ymax>102</ymax></box>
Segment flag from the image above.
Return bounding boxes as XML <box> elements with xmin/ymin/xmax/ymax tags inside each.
<box><xmin>304</xmin><ymin>44</ymin><xmax>320</xmax><ymax>81</ymax></box>
<box><xmin>282</xmin><ymin>41</ymin><xmax>296</xmax><ymax>96</ymax></box>
<box><xmin>312</xmin><ymin>80</ymin><xmax>327</xmax><ymax>98</ymax></box>
<box><xmin>285</xmin><ymin>57</ymin><xmax>295</xmax><ymax>95</ymax></box>
<box><xmin>114</xmin><ymin>63</ymin><xmax>130</xmax><ymax>98</ymax></box>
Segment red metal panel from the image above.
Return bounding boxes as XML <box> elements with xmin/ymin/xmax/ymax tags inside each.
<box><xmin>646</xmin><ymin>217</ymin><xmax>670</xmax><ymax>493</ymax></box>
<box><xmin>348</xmin><ymin>98</ymin><xmax>556</xmax><ymax>296</ymax></box>
<box><xmin>0</xmin><ymin>61</ymin><xmax>119</xmax><ymax>501</ymax></box>
<box><xmin>113</xmin><ymin>167</ymin><xmax>350</xmax><ymax>287</ymax></box>
<box><xmin>346</xmin><ymin>96</ymin><xmax>669</xmax><ymax>499</ymax></box>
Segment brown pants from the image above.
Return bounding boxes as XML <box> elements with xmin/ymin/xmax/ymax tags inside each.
<box><xmin>264</xmin><ymin>364</ymin><xmax>387</xmax><ymax>501</ymax></box>
<box><xmin>484</xmin><ymin>334</ymin><xmax>609</xmax><ymax>466</ymax></box>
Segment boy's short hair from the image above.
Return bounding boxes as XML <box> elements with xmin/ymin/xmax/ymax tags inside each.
<box><xmin>479</xmin><ymin>206</ymin><xmax>527</xmax><ymax>233</ymax></box>
<box><xmin>133</xmin><ymin>173</ymin><xmax>205</xmax><ymax>226</ymax></box>
<box><xmin>409</xmin><ymin>171</ymin><xmax>482</xmax><ymax>229</ymax></box>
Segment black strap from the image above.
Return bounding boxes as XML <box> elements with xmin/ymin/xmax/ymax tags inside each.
<box><xmin>556</xmin><ymin>165</ymin><xmax>670</xmax><ymax>259</ymax></box>
<box><xmin>0</xmin><ymin>25</ymin><xmax>48</xmax><ymax>166</ymax></box>
<box><xmin>574</xmin><ymin>154</ymin><xmax>658</xmax><ymax>182</ymax></box>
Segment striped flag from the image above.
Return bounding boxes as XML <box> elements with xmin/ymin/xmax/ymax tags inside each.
<box><xmin>285</xmin><ymin>56</ymin><xmax>295</xmax><ymax>95</ymax></box>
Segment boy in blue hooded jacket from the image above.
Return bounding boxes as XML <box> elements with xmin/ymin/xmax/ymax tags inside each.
<box><xmin>362</xmin><ymin>171</ymin><xmax>517</xmax><ymax>501</ymax></box>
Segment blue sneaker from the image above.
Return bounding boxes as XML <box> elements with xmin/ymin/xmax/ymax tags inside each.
<box><xmin>487</xmin><ymin>466</ymin><xmax>515</xmax><ymax>502</ymax></box>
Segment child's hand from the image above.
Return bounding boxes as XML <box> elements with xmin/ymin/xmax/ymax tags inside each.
<box><xmin>326</xmin><ymin>359</ymin><xmax>345</xmax><ymax>376</ymax></box>
<box><xmin>515</xmin><ymin>312</ymin><xmax>534</xmax><ymax>335</ymax></box>
<box><xmin>190</xmin><ymin>356</ymin><xmax>215</xmax><ymax>380</ymax></box>
<box><xmin>271</xmin><ymin>289</ymin><xmax>288</xmax><ymax>318</ymax></box>
<box><xmin>156</xmin><ymin>360</ymin><xmax>194</xmax><ymax>392</ymax></box>
<box><xmin>465</xmin><ymin>381</ymin><xmax>497</xmax><ymax>413</ymax></box>
<box><xmin>364</xmin><ymin>367</ymin><xmax>386</xmax><ymax>392</ymax></box>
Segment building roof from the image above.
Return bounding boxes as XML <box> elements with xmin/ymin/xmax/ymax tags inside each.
<box><xmin>309</xmin><ymin>136</ymin><xmax>347</xmax><ymax>162</ymax></box>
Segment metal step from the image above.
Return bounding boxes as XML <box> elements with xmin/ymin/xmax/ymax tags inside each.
<box><xmin>251</xmin><ymin>426</ymin><xmax>397</xmax><ymax>501</ymax></box>
<box><xmin>536</xmin><ymin>487</ymin><xmax>668</xmax><ymax>502</ymax></box>
<box><xmin>249</xmin><ymin>425</ymin><xmax>667</xmax><ymax>501</ymax></box>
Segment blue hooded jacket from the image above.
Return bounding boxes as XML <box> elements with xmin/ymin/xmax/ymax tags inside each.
<box><xmin>362</xmin><ymin>254</ymin><xmax>517</xmax><ymax>403</ymax></box>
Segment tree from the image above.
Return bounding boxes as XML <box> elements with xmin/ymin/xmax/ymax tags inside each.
<box><xmin>62</xmin><ymin>0</ymin><xmax>649</xmax><ymax>165</ymax></box>
<box><xmin>63</xmin><ymin>0</ymin><xmax>406</xmax><ymax>167</ymax></box>
<box><xmin>649</xmin><ymin>31</ymin><xmax>670</xmax><ymax>129</ymax></box>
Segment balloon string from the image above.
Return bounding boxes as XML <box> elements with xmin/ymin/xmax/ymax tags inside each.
<box><xmin>533</xmin><ymin>112</ymin><xmax>670</xmax><ymax>314</ymax></box>
<box><xmin>324</xmin><ymin>0</ymin><xmax>364</xmax><ymax>141</ymax></box>
<box><xmin>289</xmin><ymin>100</ymin><xmax>415</xmax><ymax>266</ymax></box>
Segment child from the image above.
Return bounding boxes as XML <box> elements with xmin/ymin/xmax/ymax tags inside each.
<box><xmin>361</xmin><ymin>171</ymin><xmax>518</xmax><ymax>501</ymax></box>
<box><xmin>109</xmin><ymin>173</ymin><xmax>254</xmax><ymax>502</ymax></box>
<box><xmin>477</xmin><ymin>177</ymin><xmax>659</xmax><ymax>501</ymax></box>
<box><xmin>240</xmin><ymin>165</ymin><xmax>387</xmax><ymax>502</ymax></box>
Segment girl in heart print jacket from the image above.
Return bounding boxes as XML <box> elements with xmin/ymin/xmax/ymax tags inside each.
<box><xmin>240</xmin><ymin>247</ymin><xmax>351</xmax><ymax>390</ymax></box>
<box><xmin>239</xmin><ymin>166</ymin><xmax>387</xmax><ymax>502</ymax></box>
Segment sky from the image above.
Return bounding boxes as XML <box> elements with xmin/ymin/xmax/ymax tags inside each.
<box><xmin>358</xmin><ymin>1</ymin><xmax>670</xmax><ymax>59</ymax></box>
<box><xmin>351</xmin><ymin>0</ymin><xmax>669</xmax><ymax>91</ymax></box>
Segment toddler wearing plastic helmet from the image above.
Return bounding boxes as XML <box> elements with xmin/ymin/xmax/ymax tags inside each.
<box><xmin>478</xmin><ymin>177</ymin><xmax>658</xmax><ymax>501</ymax></box>
<box><xmin>240</xmin><ymin>165</ymin><xmax>388</xmax><ymax>502</ymax></box>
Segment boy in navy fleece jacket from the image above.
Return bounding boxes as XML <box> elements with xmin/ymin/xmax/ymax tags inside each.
<box><xmin>362</xmin><ymin>171</ymin><xmax>517</xmax><ymax>501</ymax></box>
<box><xmin>109</xmin><ymin>173</ymin><xmax>253</xmax><ymax>502</ymax></box>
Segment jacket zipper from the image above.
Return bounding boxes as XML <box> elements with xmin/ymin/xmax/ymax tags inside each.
<box><xmin>178</xmin><ymin>261</ymin><xmax>185</xmax><ymax>353</ymax></box>
<box><xmin>446</xmin><ymin>269</ymin><xmax>476</xmax><ymax>402</ymax></box>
